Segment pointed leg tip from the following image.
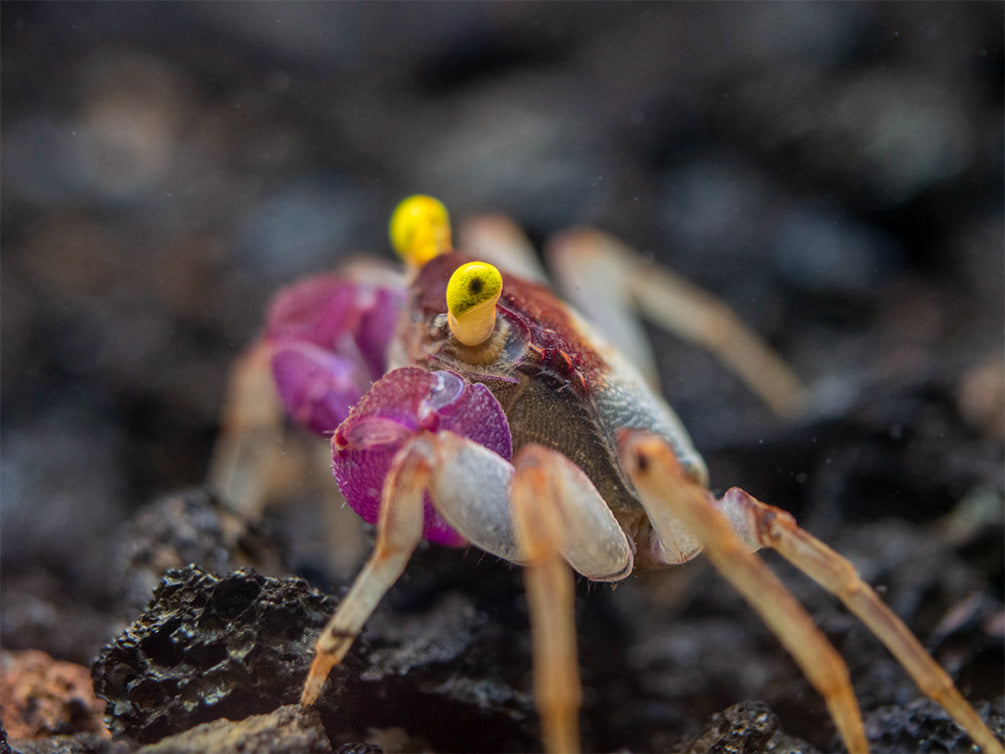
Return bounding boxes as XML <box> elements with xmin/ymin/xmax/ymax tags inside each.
<box><xmin>300</xmin><ymin>654</ymin><xmax>336</xmax><ymax>707</ymax></box>
<box><xmin>299</xmin><ymin>681</ymin><xmax>321</xmax><ymax>707</ymax></box>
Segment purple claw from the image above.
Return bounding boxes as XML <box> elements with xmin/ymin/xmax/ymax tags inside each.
<box><xmin>270</xmin><ymin>341</ymin><xmax>370</xmax><ymax>435</ymax></box>
<box><xmin>354</xmin><ymin>286</ymin><xmax>405</xmax><ymax>378</ymax></box>
<box><xmin>265</xmin><ymin>274</ymin><xmax>405</xmax><ymax>435</ymax></box>
<box><xmin>333</xmin><ymin>367</ymin><xmax>512</xmax><ymax>546</ymax></box>
<box><xmin>267</xmin><ymin>275</ymin><xmax>361</xmax><ymax>346</ymax></box>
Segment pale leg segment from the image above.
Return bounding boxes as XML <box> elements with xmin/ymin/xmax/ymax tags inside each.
<box><xmin>300</xmin><ymin>438</ymin><xmax>429</xmax><ymax>706</ymax></box>
<box><xmin>424</xmin><ymin>435</ymin><xmax>635</xmax><ymax>754</ymax></box>
<box><xmin>507</xmin><ymin>444</ymin><xmax>636</xmax><ymax>754</ymax></box>
<box><xmin>458</xmin><ymin>214</ymin><xmax>549</xmax><ymax>284</ymax></box>
<box><xmin>718</xmin><ymin>487</ymin><xmax>1005</xmax><ymax>754</ymax></box>
<box><xmin>425</xmin><ymin>433</ymin><xmax>634</xmax><ymax>582</ymax></box>
<box><xmin>511</xmin><ymin>450</ymin><xmax>583</xmax><ymax>754</ymax></box>
<box><xmin>548</xmin><ymin>230</ymin><xmax>807</xmax><ymax>416</ymax></box>
<box><xmin>210</xmin><ymin>341</ymin><xmax>289</xmax><ymax>517</ymax></box>
<box><xmin>619</xmin><ymin>431</ymin><xmax>868</xmax><ymax>754</ymax></box>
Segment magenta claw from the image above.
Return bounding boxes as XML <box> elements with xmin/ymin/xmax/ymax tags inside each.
<box><xmin>264</xmin><ymin>274</ymin><xmax>405</xmax><ymax>435</ymax></box>
<box><xmin>332</xmin><ymin>367</ymin><xmax>512</xmax><ymax>546</ymax></box>
<box><xmin>270</xmin><ymin>341</ymin><xmax>369</xmax><ymax>435</ymax></box>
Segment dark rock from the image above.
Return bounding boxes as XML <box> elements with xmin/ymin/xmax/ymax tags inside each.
<box><xmin>92</xmin><ymin>567</ymin><xmax>355</xmax><ymax>744</ymax></box>
<box><xmin>865</xmin><ymin>697</ymin><xmax>1005</xmax><ymax>754</ymax></box>
<box><xmin>113</xmin><ymin>489</ymin><xmax>284</xmax><ymax>616</ymax></box>
<box><xmin>763</xmin><ymin>729</ymin><xmax>820</xmax><ymax>754</ymax></box>
<box><xmin>684</xmin><ymin>701</ymin><xmax>779</xmax><ymax>754</ymax></box>
<box><xmin>333</xmin><ymin>744</ymin><xmax>383</xmax><ymax>754</ymax></box>
<box><xmin>6</xmin><ymin>735</ymin><xmax>132</xmax><ymax>754</ymax></box>
<box><xmin>322</xmin><ymin>559</ymin><xmax>540</xmax><ymax>753</ymax></box>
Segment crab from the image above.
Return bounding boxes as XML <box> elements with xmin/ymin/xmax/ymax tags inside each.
<box><xmin>212</xmin><ymin>196</ymin><xmax>1003</xmax><ymax>754</ymax></box>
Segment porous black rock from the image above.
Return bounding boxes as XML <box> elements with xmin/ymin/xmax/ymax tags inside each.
<box><xmin>865</xmin><ymin>698</ymin><xmax>1005</xmax><ymax>754</ymax></box>
<box><xmin>113</xmin><ymin>489</ymin><xmax>284</xmax><ymax>617</ymax></box>
<box><xmin>683</xmin><ymin>701</ymin><xmax>782</xmax><ymax>754</ymax></box>
<box><xmin>92</xmin><ymin>566</ymin><xmax>359</xmax><ymax>744</ymax></box>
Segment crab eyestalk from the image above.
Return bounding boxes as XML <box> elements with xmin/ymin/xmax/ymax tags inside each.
<box><xmin>447</xmin><ymin>261</ymin><xmax>503</xmax><ymax>346</ymax></box>
<box><xmin>389</xmin><ymin>194</ymin><xmax>452</xmax><ymax>268</ymax></box>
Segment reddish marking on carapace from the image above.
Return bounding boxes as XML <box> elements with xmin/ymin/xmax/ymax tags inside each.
<box><xmin>412</xmin><ymin>253</ymin><xmax>606</xmax><ymax>397</ymax></box>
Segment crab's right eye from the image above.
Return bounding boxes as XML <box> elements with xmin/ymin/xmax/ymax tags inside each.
<box><xmin>446</xmin><ymin>261</ymin><xmax>503</xmax><ymax>347</ymax></box>
<box><xmin>389</xmin><ymin>195</ymin><xmax>452</xmax><ymax>268</ymax></box>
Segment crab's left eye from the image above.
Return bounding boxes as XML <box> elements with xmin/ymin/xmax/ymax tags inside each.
<box><xmin>446</xmin><ymin>261</ymin><xmax>503</xmax><ymax>346</ymax></box>
<box><xmin>389</xmin><ymin>194</ymin><xmax>452</xmax><ymax>267</ymax></box>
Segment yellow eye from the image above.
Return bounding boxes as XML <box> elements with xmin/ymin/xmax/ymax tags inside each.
<box><xmin>389</xmin><ymin>195</ymin><xmax>452</xmax><ymax>267</ymax></box>
<box><xmin>446</xmin><ymin>261</ymin><xmax>503</xmax><ymax>346</ymax></box>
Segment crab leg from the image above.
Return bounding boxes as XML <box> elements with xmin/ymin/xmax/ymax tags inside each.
<box><xmin>549</xmin><ymin>230</ymin><xmax>807</xmax><ymax>416</ymax></box>
<box><xmin>509</xmin><ymin>443</ymin><xmax>635</xmax><ymax>754</ymax></box>
<box><xmin>211</xmin><ymin>340</ymin><xmax>288</xmax><ymax>516</ymax></box>
<box><xmin>458</xmin><ymin>214</ymin><xmax>549</xmax><ymax>283</ymax></box>
<box><xmin>301</xmin><ymin>438</ymin><xmax>430</xmax><ymax>706</ymax></box>
<box><xmin>619</xmin><ymin>431</ymin><xmax>868</xmax><ymax>754</ymax></box>
<box><xmin>427</xmin><ymin>435</ymin><xmax>634</xmax><ymax>754</ymax></box>
<box><xmin>511</xmin><ymin>452</ymin><xmax>582</xmax><ymax>754</ymax></box>
<box><xmin>717</xmin><ymin>487</ymin><xmax>1005</xmax><ymax>754</ymax></box>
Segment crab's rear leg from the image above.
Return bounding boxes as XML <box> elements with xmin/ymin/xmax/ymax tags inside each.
<box><xmin>719</xmin><ymin>487</ymin><xmax>1005</xmax><ymax>754</ymax></box>
<box><xmin>549</xmin><ymin>230</ymin><xmax>807</xmax><ymax>416</ymax></box>
<box><xmin>211</xmin><ymin>340</ymin><xmax>291</xmax><ymax>516</ymax></box>
<box><xmin>211</xmin><ymin>264</ymin><xmax>404</xmax><ymax>516</ymax></box>
<box><xmin>458</xmin><ymin>214</ymin><xmax>549</xmax><ymax>283</ymax></box>
<box><xmin>620</xmin><ymin>431</ymin><xmax>868</xmax><ymax>754</ymax></box>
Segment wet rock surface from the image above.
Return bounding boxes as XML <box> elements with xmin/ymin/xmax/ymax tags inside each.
<box><xmin>683</xmin><ymin>701</ymin><xmax>783</xmax><ymax>754</ymax></box>
<box><xmin>91</xmin><ymin>562</ymin><xmax>539</xmax><ymax>752</ymax></box>
<box><xmin>92</xmin><ymin>567</ymin><xmax>352</xmax><ymax>744</ymax></box>
<box><xmin>3</xmin><ymin>4</ymin><xmax>1003</xmax><ymax>753</ymax></box>
<box><xmin>865</xmin><ymin>698</ymin><xmax>1005</xmax><ymax>754</ymax></box>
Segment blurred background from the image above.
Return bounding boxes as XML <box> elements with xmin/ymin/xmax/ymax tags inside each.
<box><xmin>1</xmin><ymin>3</ymin><xmax>1002</xmax><ymax>751</ymax></box>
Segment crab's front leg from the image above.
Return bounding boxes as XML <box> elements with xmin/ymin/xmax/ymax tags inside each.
<box><xmin>299</xmin><ymin>365</ymin><xmax>515</xmax><ymax>705</ymax></box>
<box><xmin>507</xmin><ymin>442</ymin><xmax>639</xmax><ymax>754</ymax></box>
<box><xmin>301</xmin><ymin>368</ymin><xmax>635</xmax><ymax>754</ymax></box>
<box><xmin>300</xmin><ymin>430</ymin><xmax>431</xmax><ymax>705</ymax></box>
